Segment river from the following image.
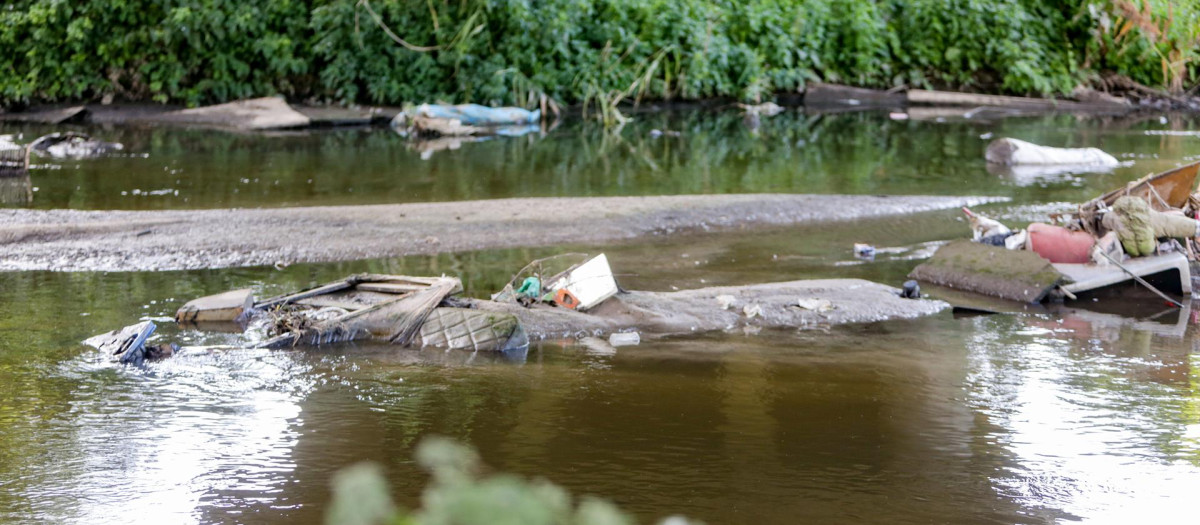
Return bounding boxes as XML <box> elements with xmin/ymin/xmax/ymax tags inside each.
<box><xmin>2</xmin><ymin>109</ymin><xmax>1200</xmax><ymax>524</ymax></box>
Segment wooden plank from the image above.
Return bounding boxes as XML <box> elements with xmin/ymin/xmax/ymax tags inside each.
<box><xmin>804</xmin><ymin>83</ymin><xmax>905</xmax><ymax>107</ymax></box>
<box><xmin>176</xmin><ymin>288</ymin><xmax>255</xmax><ymax>323</ymax></box>
<box><xmin>387</xmin><ymin>278</ymin><xmax>462</xmax><ymax>346</ymax></box>
<box><xmin>294</xmin><ymin>297</ymin><xmax>378</xmax><ymax>310</ymax></box>
<box><xmin>907</xmin><ymin>89</ymin><xmax>1129</xmax><ymax>112</ymax></box>
<box><xmin>255</xmin><ymin>273</ymin><xmax>460</xmax><ymax>309</ymax></box>
<box><xmin>0</xmin><ymin>105</ymin><xmax>89</xmax><ymax>124</ymax></box>
<box><xmin>356</xmin><ymin>282</ymin><xmax>428</xmax><ymax>294</ymax></box>
<box><xmin>1095</xmin><ymin>160</ymin><xmax>1200</xmax><ymax>211</ymax></box>
<box><xmin>256</xmin><ymin>279</ymin><xmax>356</xmax><ymax>309</ymax></box>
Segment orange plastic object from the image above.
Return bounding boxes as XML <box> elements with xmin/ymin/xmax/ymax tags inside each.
<box><xmin>1027</xmin><ymin>222</ymin><xmax>1095</xmax><ymax>263</ymax></box>
<box><xmin>554</xmin><ymin>288</ymin><xmax>581</xmax><ymax>309</ymax></box>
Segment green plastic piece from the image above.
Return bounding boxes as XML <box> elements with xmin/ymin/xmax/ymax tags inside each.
<box><xmin>515</xmin><ymin>277</ymin><xmax>541</xmax><ymax>298</ymax></box>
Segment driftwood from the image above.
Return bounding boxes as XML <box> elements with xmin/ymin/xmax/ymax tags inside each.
<box><xmin>0</xmin><ymin>105</ymin><xmax>89</xmax><ymax>124</ymax></box>
<box><xmin>162</xmin><ymin>97</ymin><xmax>310</xmax><ymax>130</ymax></box>
<box><xmin>804</xmin><ymin>83</ymin><xmax>905</xmax><ymax>107</ymax></box>
<box><xmin>255</xmin><ymin>274</ymin><xmax>458</xmax><ymax>309</ymax></box>
<box><xmin>386</xmin><ymin>278</ymin><xmax>461</xmax><ymax>345</ymax></box>
<box><xmin>907</xmin><ymin>89</ymin><xmax>1130</xmax><ymax>112</ymax></box>
<box><xmin>256</xmin><ymin>276</ymin><xmax>463</xmax><ymax>349</ymax></box>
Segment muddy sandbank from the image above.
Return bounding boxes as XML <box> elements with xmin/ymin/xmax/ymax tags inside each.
<box><xmin>0</xmin><ymin>193</ymin><xmax>1004</xmax><ymax>272</ymax></box>
<box><xmin>472</xmin><ymin>278</ymin><xmax>946</xmax><ymax>341</ymax></box>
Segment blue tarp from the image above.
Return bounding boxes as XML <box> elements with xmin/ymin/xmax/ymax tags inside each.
<box><xmin>412</xmin><ymin>104</ymin><xmax>541</xmax><ymax>126</ymax></box>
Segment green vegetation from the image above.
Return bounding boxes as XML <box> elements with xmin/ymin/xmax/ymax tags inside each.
<box><xmin>325</xmin><ymin>437</ymin><xmax>690</xmax><ymax>525</ymax></box>
<box><xmin>1</xmin><ymin>1</ymin><xmax>1197</xmax><ymax>108</ymax></box>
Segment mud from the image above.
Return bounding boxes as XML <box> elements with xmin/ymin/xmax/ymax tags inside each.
<box><xmin>0</xmin><ymin>193</ymin><xmax>1004</xmax><ymax>272</ymax></box>
<box><xmin>471</xmin><ymin>278</ymin><xmax>946</xmax><ymax>340</ymax></box>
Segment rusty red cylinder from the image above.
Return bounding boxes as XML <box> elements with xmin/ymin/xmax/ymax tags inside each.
<box><xmin>1027</xmin><ymin>222</ymin><xmax>1095</xmax><ymax>263</ymax></box>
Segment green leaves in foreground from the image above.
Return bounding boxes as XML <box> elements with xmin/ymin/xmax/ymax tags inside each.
<box><xmin>326</xmin><ymin>437</ymin><xmax>691</xmax><ymax>525</ymax></box>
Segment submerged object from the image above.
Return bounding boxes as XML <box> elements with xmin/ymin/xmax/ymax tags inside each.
<box><xmin>417</xmin><ymin>308</ymin><xmax>528</xmax><ymax>352</ymax></box>
<box><xmin>737</xmin><ymin>102</ymin><xmax>784</xmax><ymax>117</ymax></box>
<box><xmin>28</xmin><ymin>132</ymin><xmax>123</xmax><ymax>159</ymax></box>
<box><xmin>83</xmin><ymin>321</ymin><xmax>157</xmax><ymax>366</ymax></box>
<box><xmin>909</xmin><ymin>240</ymin><xmax>1066</xmax><ymax>303</ymax></box>
<box><xmin>985</xmin><ymin>138</ymin><xmax>1118</xmax><ymax>167</ymax></box>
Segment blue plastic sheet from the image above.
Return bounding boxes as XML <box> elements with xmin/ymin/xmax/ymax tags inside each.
<box><xmin>413</xmin><ymin>104</ymin><xmax>541</xmax><ymax>126</ymax></box>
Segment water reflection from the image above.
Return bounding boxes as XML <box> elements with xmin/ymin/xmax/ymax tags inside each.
<box><xmin>3</xmin><ymin>110</ymin><xmax>1199</xmax><ymax>211</ymax></box>
<box><xmin>0</xmin><ymin>172</ymin><xmax>32</xmax><ymax>206</ymax></box>
<box><xmin>967</xmin><ymin>310</ymin><xmax>1200</xmax><ymax>523</ymax></box>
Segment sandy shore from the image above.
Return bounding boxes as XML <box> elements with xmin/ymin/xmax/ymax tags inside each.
<box><xmin>0</xmin><ymin>193</ymin><xmax>1004</xmax><ymax>272</ymax></box>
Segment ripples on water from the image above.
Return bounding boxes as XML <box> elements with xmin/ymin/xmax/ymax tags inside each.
<box><xmin>3</xmin><ymin>111</ymin><xmax>1200</xmax><ymax>523</ymax></box>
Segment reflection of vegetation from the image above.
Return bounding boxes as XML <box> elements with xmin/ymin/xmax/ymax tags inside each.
<box><xmin>0</xmin><ymin>111</ymin><xmax>1111</xmax><ymax>211</ymax></box>
<box><xmin>8</xmin><ymin>111</ymin><xmax>1200</xmax><ymax>212</ymax></box>
<box><xmin>327</xmin><ymin>438</ymin><xmax>684</xmax><ymax>525</ymax></box>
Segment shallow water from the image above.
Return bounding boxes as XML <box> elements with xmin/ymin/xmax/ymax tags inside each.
<box><xmin>3</xmin><ymin>110</ymin><xmax>1200</xmax><ymax>210</ymax></box>
<box><xmin>4</xmin><ymin>110</ymin><xmax>1200</xmax><ymax>524</ymax></box>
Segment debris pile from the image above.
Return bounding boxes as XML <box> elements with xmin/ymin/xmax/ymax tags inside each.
<box><xmin>84</xmin><ymin>254</ymin><xmax>942</xmax><ymax>365</ymax></box>
<box><xmin>911</xmin><ymin>161</ymin><xmax>1200</xmax><ymax>304</ymax></box>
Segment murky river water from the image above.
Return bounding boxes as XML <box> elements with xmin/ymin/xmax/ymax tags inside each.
<box><xmin>4</xmin><ymin>110</ymin><xmax>1200</xmax><ymax>524</ymax></box>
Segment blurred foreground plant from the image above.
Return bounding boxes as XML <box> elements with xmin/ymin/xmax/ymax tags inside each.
<box><xmin>326</xmin><ymin>437</ymin><xmax>695</xmax><ymax>525</ymax></box>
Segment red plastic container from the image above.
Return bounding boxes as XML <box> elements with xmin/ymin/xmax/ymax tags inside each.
<box><xmin>1027</xmin><ymin>222</ymin><xmax>1095</xmax><ymax>263</ymax></box>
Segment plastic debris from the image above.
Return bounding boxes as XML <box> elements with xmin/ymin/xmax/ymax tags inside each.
<box><xmin>962</xmin><ymin>207</ymin><xmax>1012</xmax><ymax>243</ymax></box>
<box><xmin>547</xmin><ymin>254</ymin><xmax>619</xmax><ymax>311</ymax></box>
<box><xmin>737</xmin><ymin>102</ymin><xmax>784</xmax><ymax>117</ymax></box>
<box><xmin>853</xmin><ymin>243</ymin><xmax>876</xmax><ymax>258</ymax></box>
<box><xmin>900</xmin><ymin>280</ymin><xmax>921</xmax><ymax>299</ymax></box>
<box><xmin>985</xmin><ymin>137</ymin><xmax>1119</xmax><ymax>166</ymax></box>
<box><xmin>82</xmin><ymin>321</ymin><xmax>157</xmax><ymax>365</ymax></box>
<box><xmin>743</xmin><ymin>304</ymin><xmax>762</xmax><ymax>318</ymax></box>
<box><xmin>608</xmin><ymin>332</ymin><xmax>641</xmax><ymax>346</ymax></box>
<box><xmin>580</xmin><ymin>337</ymin><xmax>617</xmax><ymax>356</ymax></box>
<box><xmin>795</xmin><ymin>298</ymin><xmax>834</xmax><ymax>312</ymax></box>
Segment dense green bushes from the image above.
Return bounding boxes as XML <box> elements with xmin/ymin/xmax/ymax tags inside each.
<box><xmin>1</xmin><ymin>0</ymin><xmax>1196</xmax><ymax>108</ymax></box>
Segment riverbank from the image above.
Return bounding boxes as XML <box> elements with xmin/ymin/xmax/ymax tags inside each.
<box><xmin>0</xmin><ymin>193</ymin><xmax>1003</xmax><ymax>272</ymax></box>
<box><xmin>0</xmin><ymin>84</ymin><xmax>1171</xmax><ymax>132</ymax></box>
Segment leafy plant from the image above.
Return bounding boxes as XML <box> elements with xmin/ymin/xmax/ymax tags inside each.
<box><xmin>0</xmin><ymin>0</ymin><xmax>1194</xmax><ymax>108</ymax></box>
<box><xmin>1089</xmin><ymin>0</ymin><xmax>1200</xmax><ymax>94</ymax></box>
<box><xmin>325</xmin><ymin>437</ymin><xmax>695</xmax><ymax>525</ymax></box>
